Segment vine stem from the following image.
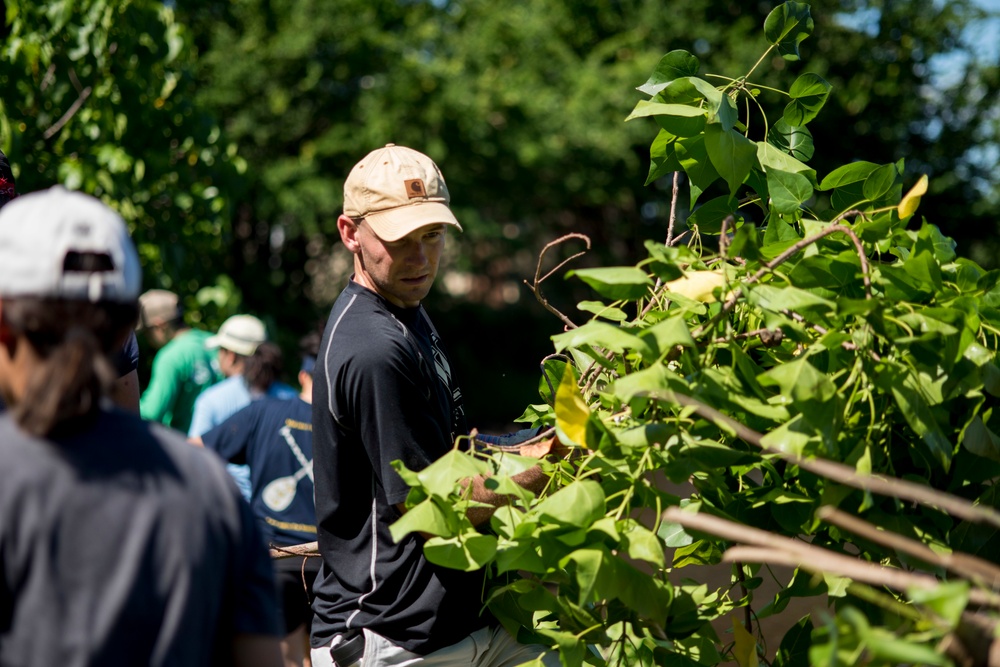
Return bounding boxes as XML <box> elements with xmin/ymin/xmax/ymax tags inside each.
<box><xmin>639</xmin><ymin>172</ymin><xmax>684</xmax><ymax>320</ymax></box>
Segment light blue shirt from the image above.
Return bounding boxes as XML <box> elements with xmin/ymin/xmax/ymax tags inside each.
<box><xmin>189</xmin><ymin>375</ymin><xmax>297</xmax><ymax>498</ymax></box>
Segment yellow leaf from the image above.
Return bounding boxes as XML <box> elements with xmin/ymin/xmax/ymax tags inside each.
<box><xmin>732</xmin><ymin>617</ymin><xmax>759</xmax><ymax>667</ymax></box>
<box><xmin>663</xmin><ymin>270</ymin><xmax>726</xmax><ymax>302</ymax></box>
<box><xmin>897</xmin><ymin>174</ymin><xmax>928</xmax><ymax>219</ymax></box>
<box><xmin>554</xmin><ymin>364</ymin><xmax>589</xmax><ymax>447</ymax></box>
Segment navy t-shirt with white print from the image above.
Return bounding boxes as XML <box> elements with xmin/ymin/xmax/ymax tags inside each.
<box><xmin>201</xmin><ymin>396</ymin><xmax>316</xmax><ymax>548</ymax></box>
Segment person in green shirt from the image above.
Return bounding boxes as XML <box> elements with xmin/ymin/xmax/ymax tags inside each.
<box><xmin>138</xmin><ymin>289</ymin><xmax>223</xmax><ymax>432</ymax></box>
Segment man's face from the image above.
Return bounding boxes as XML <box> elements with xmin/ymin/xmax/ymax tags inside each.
<box><xmin>350</xmin><ymin>220</ymin><xmax>447</xmax><ymax>308</ymax></box>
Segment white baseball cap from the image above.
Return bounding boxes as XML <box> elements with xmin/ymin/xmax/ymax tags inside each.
<box><xmin>343</xmin><ymin>144</ymin><xmax>462</xmax><ymax>242</ymax></box>
<box><xmin>0</xmin><ymin>186</ymin><xmax>141</xmax><ymax>303</ymax></box>
<box><xmin>206</xmin><ymin>314</ymin><xmax>267</xmax><ymax>356</ymax></box>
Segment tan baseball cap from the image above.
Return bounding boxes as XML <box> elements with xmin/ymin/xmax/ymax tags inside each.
<box><xmin>343</xmin><ymin>144</ymin><xmax>462</xmax><ymax>242</ymax></box>
<box><xmin>138</xmin><ymin>289</ymin><xmax>181</xmax><ymax>329</ymax></box>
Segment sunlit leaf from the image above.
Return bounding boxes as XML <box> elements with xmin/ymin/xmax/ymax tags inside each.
<box><xmin>783</xmin><ymin>73</ymin><xmax>831</xmax><ymax>126</ymax></box>
<box><xmin>898</xmin><ymin>173</ymin><xmax>928</xmax><ymax>219</ymax></box>
<box><xmin>554</xmin><ymin>364</ymin><xmax>591</xmax><ymax>447</ymax></box>
<box><xmin>764</xmin><ymin>2</ymin><xmax>814</xmax><ymax>60</ymax></box>
<box><xmin>732</xmin><ymin>616</ymin><xmax>760</xmax><ymax>667</ymax></box>
<box><xmin>637</xmin><ymin>50</ymin><xmax>701</xmax><ymax>96</ymax></box>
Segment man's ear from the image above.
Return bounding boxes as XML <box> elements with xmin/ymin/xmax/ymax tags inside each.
<box><xmin>338</xmin><ymin>214</ymin><xmax>361</xmax><ymax>253</ymax></box>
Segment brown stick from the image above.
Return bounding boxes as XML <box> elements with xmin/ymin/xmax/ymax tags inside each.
<box><xmin>642</xmin><ymin>390</ymin><xmax>1000</xmax><ymax>529</ymax></box>
<box><xmin>524</xmin><ymin>233</ymin><xmax>591</xmax><ymax>330</ymax></box>
<box><xmin>43</xmin><ymin>86</ymin><xmax>92</xmax><ymax>140</ymax></box>
<box><xmin>270</xmin><ymin>541</ymin><xmax>320</xmax><ymax>559</ymax></box>
<box><xmin>817</xmin><ymin>506</ymin><xmax>1000</xmax><ymax>587</ymax></box>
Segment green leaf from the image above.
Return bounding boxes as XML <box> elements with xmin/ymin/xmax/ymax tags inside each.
<box><xmin>639</xmin><ymin>315</ymin><xmax>697</xmax><ymax>357</ymax></box>
<box><xmin>876</xmin><ymin>364</ymin><xmax>952</xmax><ymax>470</ymax></box>
<box><xmin>773</xmin><ymin>616</ymin><xmax>812</xmax><ymax>667</ymax></box>
<box><xmin>745</xmin><ymin>284</ymin><xmax>836</xmax><ymax>321</ymax></box>
<box><xmin>576</xmin><ymin>300</ymin><xmax>627</xmax><ymax>322</ymax></box>
<box><xmin>962</xmin><ymin>415</ymin><xmax>1000</xmax><ymax>463</ymax></box>
<box><xmin>676</xmin><ymin>134</ymin><xmax>720</xmax><ymax>206</ymax></box>
<box><xmin>552</xmin><ymin>320</ymin><xmax>650</xmax><ymax>357</ymax></box>
<box><xmin>767</xmin><ymin>119</ymin><xmax>815</xmax><ymax>162</ymax></box>
<box><xmin>907</xmin><ymin>581</ymin><xmax>969</xmax><ymax>629</ymax></box>
<box><xmin>620</xmin><ymin>519</ymin><xmax>666</xmax><ymax>567</ymax></box>
<box><xmin>861</xmin><ymin>163</ymin><xmax>897</xmax><ymax>202</ymax></box>
<box><xmin>637</xmin><ymin>50</ymin><xmax>701</xmax><ymax>96</ymax></box>
<box><xmin>687</xmin><ymin>195</ymin><xmax>741</xmax><ymax>234</ymax></box>
<box><xmin>423</xmin><ymin>533</ymin><xmax>497</xmax><ymax>571</ymax></box>
<box><xmin>758</xmin><ymin>141</ymin><xmax>816</xmax><ymax>180</ymax></box>
<box><xmin>783</xmin><ymin>73</ymin><xmax>831</xmax><ymax>126</ymax></box>
<box><xmin>763</xmin><ymin>2</ymin><xmax>814</xmax><ymax>61</ymax></box>
<box><xmin>566</xmin><ymin>266</ymin><xmax>653</xmax><ymax>301</ymax></box>
<box><xmin>766</xmin><ymin>168</ymin><xmax>814</xmax><ymax>214</ymax></box>
<box><xmin>532</xmin><ymin>480</ymin><xmax>606</xmax><ymax>527</ymax></box>
<box><xmin>389</xmin><ymin>498</ymin><xmax>457</xmax><ymax>542</ymax></box>
<box><xmin>417</xmin><ymin>450</ymin><xmax>492</xmax><ymax>498</ymax></box>
<box><xmin>759</xmin><ymin>356</ymin><xmax>837</xmax><ymax>403</ymax></box>
<box><xmin>647</xmin><ymin>129</ymin><xmax>683</xmax><ymax>185</ymax></box>
<box><xmin>626</xmin><ymin>100</ymin><xmax>707</xmax><ymax>122</ymax></box>
<box><xmin>898</xmin><ymin>174</ymin><xmax>928</xmax><ymax>219</ymax></box>
<box><xmin>818</xmin><ymin>161</ymin><xmax>879</xmax><ymax>191</ymax></box>
<box><xmin>705</xmin><ymin>124</ymin><xmax>758</xmax><ymax>196</ymax></box>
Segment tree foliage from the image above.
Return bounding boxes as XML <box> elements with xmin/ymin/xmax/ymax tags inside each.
<box><xmin>391</xmin><ymin>4</ymin><xmax>1000</xmax><ymax>665</ymax></box>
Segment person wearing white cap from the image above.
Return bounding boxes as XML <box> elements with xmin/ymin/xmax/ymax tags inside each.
<box><xmin>188</xmin><ymin>313</ymin><xmax>297</xmax><ymax>498</ymax></box>
<box><xmin>0</xmin><ymin>186</ymin><xmax>283</xmax><ymax>666</ymax></box>
<box><xmin>309</xmin><ymin>145</ymin><xmax>561</xmax><ymax>667</ymax></box>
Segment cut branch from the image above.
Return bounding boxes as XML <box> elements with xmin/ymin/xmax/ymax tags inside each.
<box><xmin>270</xmin><ymin>541</ymin><xmax>320</xmax><ymax>559</ymax></box>
<box><xmin>641</xmin><ymin>390</ymin><xmax>1000</xmax><ymax>529</ymax></box>
<box><xmin>525</xmin><ymin>233</ymin><xmax>591</xmax><ymax>330</ymax></box>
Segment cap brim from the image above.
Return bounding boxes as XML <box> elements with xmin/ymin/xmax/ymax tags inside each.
<box><xmin>204</xmin><ymin>334</ymin><xmax>221</xmax><ymax>350</ymax></box>
<box><xmin>364</xmin><ymin>202</ymin><xmax>462</xmax><ymax>242</ymax></box>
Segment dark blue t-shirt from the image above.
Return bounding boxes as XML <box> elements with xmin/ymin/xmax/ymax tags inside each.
<box><xmin>201</xmin><ymin>397</ymin><xmax>316</xmax><ymax>548</ymax></box>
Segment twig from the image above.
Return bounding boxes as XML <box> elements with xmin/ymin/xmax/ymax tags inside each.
<box><xmin>270</xmin><ymin>541</ymin><xmax>320</xmax><ymax>559</ymax></box>
<box><xmin>666</xmin><ymin>171</ymin><xmax>680</xmax><ymax>247</ymax></box>
<box><xmin>817</xmin><ymin>506</ymin><xmax>1000</xmax><ymax>588</ymax></box>
<box><xmin>662</xmin><ymin>508</ymin><xmax>1000</xmax><ymax>609</ymax></box>
<box><xmin>719</xmin><ymin>215</ymin><xmax>735</xmax><ymax>258</ymax></box>
<box><xmin>524</xmin><ymin>233</ymin><xmax>591</xmax><ymax>330</ymax></box>
<box><xmin>641</xmin><ymin>390</ymin><xmax>1000</xmax><ymax>529</ymax></box>
<box><xmin>43</xmin><ymin>86</ymin><xmax>92</xmax><ymax>140</ymax></box>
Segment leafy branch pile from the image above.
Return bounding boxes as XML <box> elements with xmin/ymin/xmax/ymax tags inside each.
<box><xmin>391</xmin><ymin>3</ymin><xmax>1000</xmax><ymax>665</ymax></box>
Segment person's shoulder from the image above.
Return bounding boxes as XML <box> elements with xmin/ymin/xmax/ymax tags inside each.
<box><xmin>197</xmin><ymin>375</ymin><xmax>240</xmax><ymax>402</ymax></box>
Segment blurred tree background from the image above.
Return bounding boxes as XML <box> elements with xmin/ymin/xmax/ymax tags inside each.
<box><xmin>2</xmin><ymin>0</ymin><xmax>998</xmax><ymax>428</ymax></box>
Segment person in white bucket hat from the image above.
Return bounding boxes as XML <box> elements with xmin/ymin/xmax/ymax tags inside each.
<box><xmin>189</xmin><ymin>313</ymin><xmax>297</xmax><ymax>498</ymax></box>
<box><xmin>0</xmin><ymin>186</ymin><xmax>283</xmax><ymax>666</ymax></box>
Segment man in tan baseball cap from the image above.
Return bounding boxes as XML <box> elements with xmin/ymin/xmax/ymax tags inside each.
<box><xmin>310</xmin><ymin>146</ymin><xmax>561</xmax><ymax>667</ymax></box>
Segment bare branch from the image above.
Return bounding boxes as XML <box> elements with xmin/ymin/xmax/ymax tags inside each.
<box><xmin>817</xmin><ymin>506</ymin><xmax>1000</xmax><ymax>588</ymax></box>
<box><xmin>666</xmin><ymin>171</ymin><xmax>680</xmax><ymax>247</ymax></box>
<box><xmin>642</xmin><ymin>390</ymin><xmax>1000</xmax><ymax>529</ymax></box>
<box><xmin>525</xmin><ymin>233</ymin><xmax>591</xmax><ymax>330</ymax></box>
<box><xmin>43</xmin><ymin>86</ymin><xmax>92</xmax><ymax>140</ymax></box>
<box><xmin>270</xmin><ymin>541</ymin><xmax>320</xmax><ymax>560</ymax></box>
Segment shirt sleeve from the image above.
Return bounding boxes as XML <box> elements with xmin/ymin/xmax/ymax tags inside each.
<box><xmin>201</xmin><ymin>404</ymin><xmax>258</xmax><ymax>465</ymax></box>
<box><xmin>113</xmin><ymin>332</ymin><xmax>140</xmax><ymax>377</ymax></box>
<box><xmin>140</xmin><ymin>347</ymin><xmax>179</xmax><ymax>424</ymax></box>
<box><xmin>187</xmin><ymin>393</ymin><xmax>213</xmax><ymax>438</ymax></box>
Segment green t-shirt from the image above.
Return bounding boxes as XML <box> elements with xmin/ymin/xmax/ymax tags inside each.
<box><xmin>140</xmin><ymin>329</ymin><xmax>223</xmax><ymax>433</ymax></box>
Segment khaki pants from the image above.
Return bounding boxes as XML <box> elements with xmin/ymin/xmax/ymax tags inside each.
<box><xmin>311</xmin><ymin>625</ymin><xmax>560</xmax><ymax>667</ymax></box>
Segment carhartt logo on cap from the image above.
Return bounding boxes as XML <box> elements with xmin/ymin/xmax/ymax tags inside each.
<box><xmin>405</xmin><ymin>179</ymin><xmax>426</xmax><ymax>199</ymax></box>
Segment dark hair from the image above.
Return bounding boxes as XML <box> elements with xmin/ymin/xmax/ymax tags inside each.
<box><xmin>3</xmin><ymin>298</ymin><xmax>139</xmax><ymax>436</ymax></box>
<box><xmin>0</xmin><ymin>150</ymin><xmax>16</xmax><ymax>208</ymax></box>
<box><xmin>243</xmin><ymin>341</ymin><xmax>283</xmax><ymax>393</ymax></box>
<box><xmin>299</xmin><ymin>330</ymin><xmax>321</xmax><ymax>359</ymax></box>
